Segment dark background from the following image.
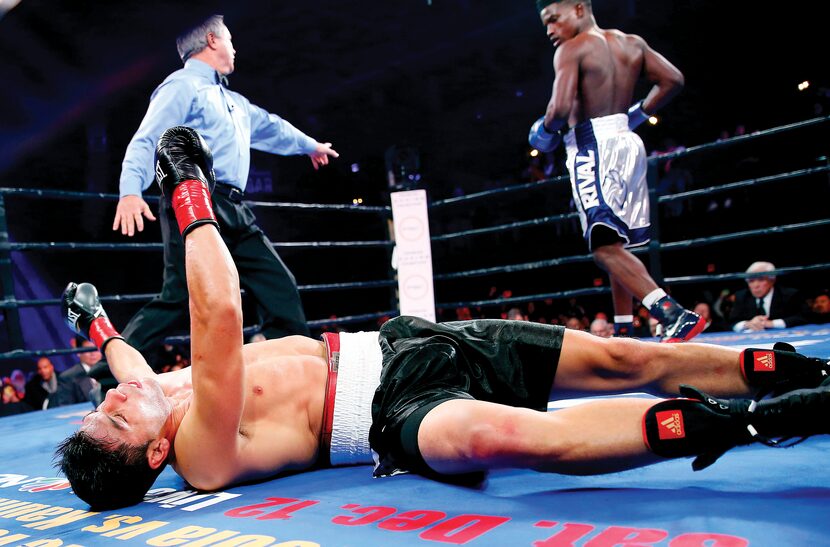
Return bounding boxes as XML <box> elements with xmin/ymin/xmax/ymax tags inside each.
<box><xmin>0</xmin><ymin>0</ymin><xmax>828</xmax><ymax>371</ymax></box>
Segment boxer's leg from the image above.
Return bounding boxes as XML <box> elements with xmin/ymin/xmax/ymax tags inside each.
<box><xmin>415</xmin><ymin>397</ymin><xmax>660</xmax><ymax>476</ymax></box>
<box><xmin>414</xmin><ymin>384</ymin><xmax>830</xmax><ymax>477</ymax></box>
<box><xmin>554</xmin><ymin>327</ymin><xmax>749</xmax><ymax>397</ymax></box>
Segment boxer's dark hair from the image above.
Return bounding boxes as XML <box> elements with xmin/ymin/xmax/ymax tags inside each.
<box><xmin>55</xmin><ymin>431</ymin><xmax>166</xmax><ymax>510</ymax></box>
<box><xmin>536</xmin><ymin>0</ymin><xmax>591</xmax><ymax>12</ymax></box>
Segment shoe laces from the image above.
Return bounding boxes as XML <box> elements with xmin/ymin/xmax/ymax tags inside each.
<box><xmin>744</xmin><ymin>388</ymin><xmax>830</xmax><ymax>448</ymax></box>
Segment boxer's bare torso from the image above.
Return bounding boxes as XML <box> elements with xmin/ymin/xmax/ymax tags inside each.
<box><xmin>171</xmin><ymin>336</ymin><xmax>328</xmax><ymax>489</ymax></box>
<box><xmin>86</xmin><ymin>336</ymin><xmax>329</xmax><ymax>491</ymax></box>
<box><xmin>556</xmin><ymin>28</ymin><xmax>643</xmax><ymax>125</ymax></box>
<box><xmin>540</xmin><ymin>2</ymin><xmax>682</xmax><ymax>129</ymax></box>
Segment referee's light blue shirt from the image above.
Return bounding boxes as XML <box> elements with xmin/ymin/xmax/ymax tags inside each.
<box><xmin>120</xmin><ymin>59</ymin><xmax>318</xmax><ymax>196</ymax></box>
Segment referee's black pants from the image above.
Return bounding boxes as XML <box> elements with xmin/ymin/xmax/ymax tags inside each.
<box><xmin>121</xmin><ymin>184</ymin><xmax>309</xmax><ymax>368</ymax></box>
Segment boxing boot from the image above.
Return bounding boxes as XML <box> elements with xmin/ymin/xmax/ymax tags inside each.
<box><xmin>644</xmin><ymin>383</ymin><xmax>830</xmax><ymax>471</ymax></box>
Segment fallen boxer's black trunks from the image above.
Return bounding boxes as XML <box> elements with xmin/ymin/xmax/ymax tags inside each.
<box><xmin>370</xmin><ymin>316</ymin><xmax>564</xmax><ymax>479</ymax></box>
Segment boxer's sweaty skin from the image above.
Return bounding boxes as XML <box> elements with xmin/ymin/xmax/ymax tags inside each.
<box><xmin>539</xmin><ymin>3</ymin><xmax>683</xmax><ymax>127</ymax></box>
<box><xmin>87</xmin><ymin>332</ymin><xmax>329</xmax><ymax>490</ymax></box>
<box><xmin>175</xmin><ymin>337</ymin><xmax>328</xmax><ymax>489</ymax></box>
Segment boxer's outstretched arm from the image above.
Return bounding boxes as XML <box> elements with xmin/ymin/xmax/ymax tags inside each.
<box><xmin>177</xmin><ymin>225</ymin><xmax>245</xmax><ymax>489</ymax></box>
<box><xmin>62</xmin><ymin>281</ymin><xmax>156</xmax><ymax>383</ymax></box>
<box><xmin>154</xmin><ymin>127</ymin><xmax>245</xmax><ymax>490</ymax></box>
<box><xmin>103</xmin><ymin>338</ymin><xmax>156</xmax><ymax>382</ymax></box>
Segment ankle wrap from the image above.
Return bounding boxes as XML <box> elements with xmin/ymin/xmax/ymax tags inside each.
<box><xmin>643</xmin><ymin>386</ymin><xmax>756</xmax><ymax>470</ymax></box>
<box><xmin>741</xmin><ymin>344</ymin><xmax>830</xmax><ymax>394</ymax></box>
<box><xmin>643</xmin><ymin>398</ymin><xmax>746</xmax><ymax>459</ymax></box>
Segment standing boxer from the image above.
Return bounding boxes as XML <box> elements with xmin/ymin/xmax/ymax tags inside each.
<box><xmin>529</xmin><ymin>0</ymin><xmax>703</xmax><ymax>342</ymax></box>
<box><xmin>113</xmin><ymin>14</ymin><xmax>338</xmax><ymax>368</ymax></box>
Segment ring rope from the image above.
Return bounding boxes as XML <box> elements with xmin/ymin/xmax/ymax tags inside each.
<box><xmin>663</xmin><ymin>263</ymin><xmax>830</xmax><ymax>285</ymax></box>
<box><xmin>7</xmin><ymin>219</ymin><xmax>820</xmax><ymax>311</ymax></box>
<box><xmin>432</xmin><ymin>212</ymin><xmax>579</xmax><ymax>242</ymax></box>
<box><xmin>3</xmin><ymin>240</ymin><xmax>395</xmax><ymax>252</ymax></box>
<box><xmin>245</xmin><ymin>199</ymin><xmax>390</xmax><ymax>214</ymax></box>
<box><xmin>438</xmin><ymin>286</ymin><xmax>612</xmax><ymax>311</ymax></box>
<box><xmin>4</xmin><ymin>165</ymin><xmax>822</xmax><ymax>253</ymax></box>
<box><xmin>6</xmin><ymin>242</ymin><xmax>163</xmax><ymax>252</ymax></box>
<box><xmin>437</xmin><ymin>264</ymin><xmax>830</xmax><ymax>313</ymax></box>
<box><xmin>661</xmin><ymin>219</ymin><xmax>830</xmax><ymax>251</ymax></box>
<box><xmin>0</xmin><ymin>188</ymin><xmax>125</xmax><ymax>200</ymax></box>
<box><xmin>135</xmin><ymin>311</ymin><xmax>402</xmax><ymax>350</ymax></box>
<box><xmin>272</xmin><ymin>240</ymin><xmax>394</xmax><ymax>249</ymax></box>
<box><xmin>299</xmin><ymin>279</ymin><xmax>396</xmax><ymax>291</ymax></box>
<box><xmin>431</xmin><ymin>166</ymin><xmax>828</xmax><ymax>242</ymax></box>
<box><xmin>0</xmin><ymin>324</ymin><xmax>265</xmax><ymax>360</ymax></box>
<box><xmin>307</xmin><ymin>310</ymin><xmax>398</xmax><ymax>328</ymax></box>
<box><xmin>0</xmin><ymin>293</ymin><xmax>160</xmax><ymax>310</ymax></box>
<box><xmin>125</xmin><ymin>311</ymin><xmax>402</xmax><ymax>349</ymax></box>
<box><xmin>0</xmin><ymin>346</ymin><xmax>101</xmax><ymax>361</ymax></box>
<box><xmin>425</xmin><ymin>116</ymin><xmax>829</xmax><ymax>209</ymax></box>
<box><xmin>0</xmin><ymin>187</ymin><xmax>389</xmax><ymax>214</ymax></box>
<box><xmin>655</xmin><ymin>115</ymin><xmax>829</xmax><ymax>162</ymax></box>
<box><xmin>428</xmin><ymin>175</ymin><xmax>569</xmax><ymax>209</ymax></box>
<box><xmin>435</xmin><ymin>252</ymin><xmax>595</xmax><ymax>281</ymax></box>
<box><xmin>0</xmin><ymin>278</ymin><xmax>397</xmax><ymax>310</ymax></box>
<box><xmin>436</xmin><ymin>218</ymin><xmax>829</xmax><ymax>281</ymax></box>
<box><xmin>657</xmin><ymin>165</ymin><xmax>830</xmax><ymax>204</ymax></box>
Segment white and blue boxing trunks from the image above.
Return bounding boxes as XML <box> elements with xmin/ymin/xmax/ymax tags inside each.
<box><xmin>564</xmin><ymin>113</ymin><xmax>650</xmax><ymax>250</ymax></box>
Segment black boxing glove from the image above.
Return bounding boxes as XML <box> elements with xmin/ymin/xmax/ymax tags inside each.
<box><xmin>155</xmin><ymin>126</ymin><xmax>219</xmax><ymax>237</ymax></box>
<box><xmin>62</xmin><ymin>282</ymin><xmax>125</xmax><ymax>352</ymax></box>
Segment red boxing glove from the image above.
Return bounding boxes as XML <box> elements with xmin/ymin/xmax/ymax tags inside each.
<box><xmin>170</xmin><ymin>179</ymin><xmax>217</xmax><ymax>237</ymax></box>
<box><xmin>155</xmin><ymin>126</ymin><xmax>219</xmax><ymax>237</ymax></box>
<box><xmin>62</xmin><ymin>282</ymin><xmax>125</xmax><ymax>352</ymax></box>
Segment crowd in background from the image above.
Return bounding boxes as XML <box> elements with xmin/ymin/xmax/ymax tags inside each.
<box><xmin>430</xmin><ymin>283</ymin><xmax>830</xmax><ymax>340</ymax></box>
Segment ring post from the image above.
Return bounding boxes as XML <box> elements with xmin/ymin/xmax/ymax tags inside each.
<box><xmin>0</xmin><ymin>192</ymin><xmax>24</xmax><ymax>349</ymax></box>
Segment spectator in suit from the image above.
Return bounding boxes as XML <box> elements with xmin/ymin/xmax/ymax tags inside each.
<box><xmin>23</xmin><ymin>356</ymin><xmax>58</xmax><ymax>410</ymax></box>
<box><xmin>728</xmin><ymin>261</ymin><xmax>809</xmax><ymax>333</ymax></box>
<box><xmin>52</xmin><ymin>337</ymin><xmax>102</xmax><ymax>407</ymax></box>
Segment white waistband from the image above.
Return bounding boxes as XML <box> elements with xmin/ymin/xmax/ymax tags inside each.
<box><xmin>330</xmin><ymin>331</ymin><xmax>382</xmax><ymax>466</ymax></box>
<box><xmin>565</xmin><ymin>113</ymin><xmax>630</xmax><ymax>147</ymax></box>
